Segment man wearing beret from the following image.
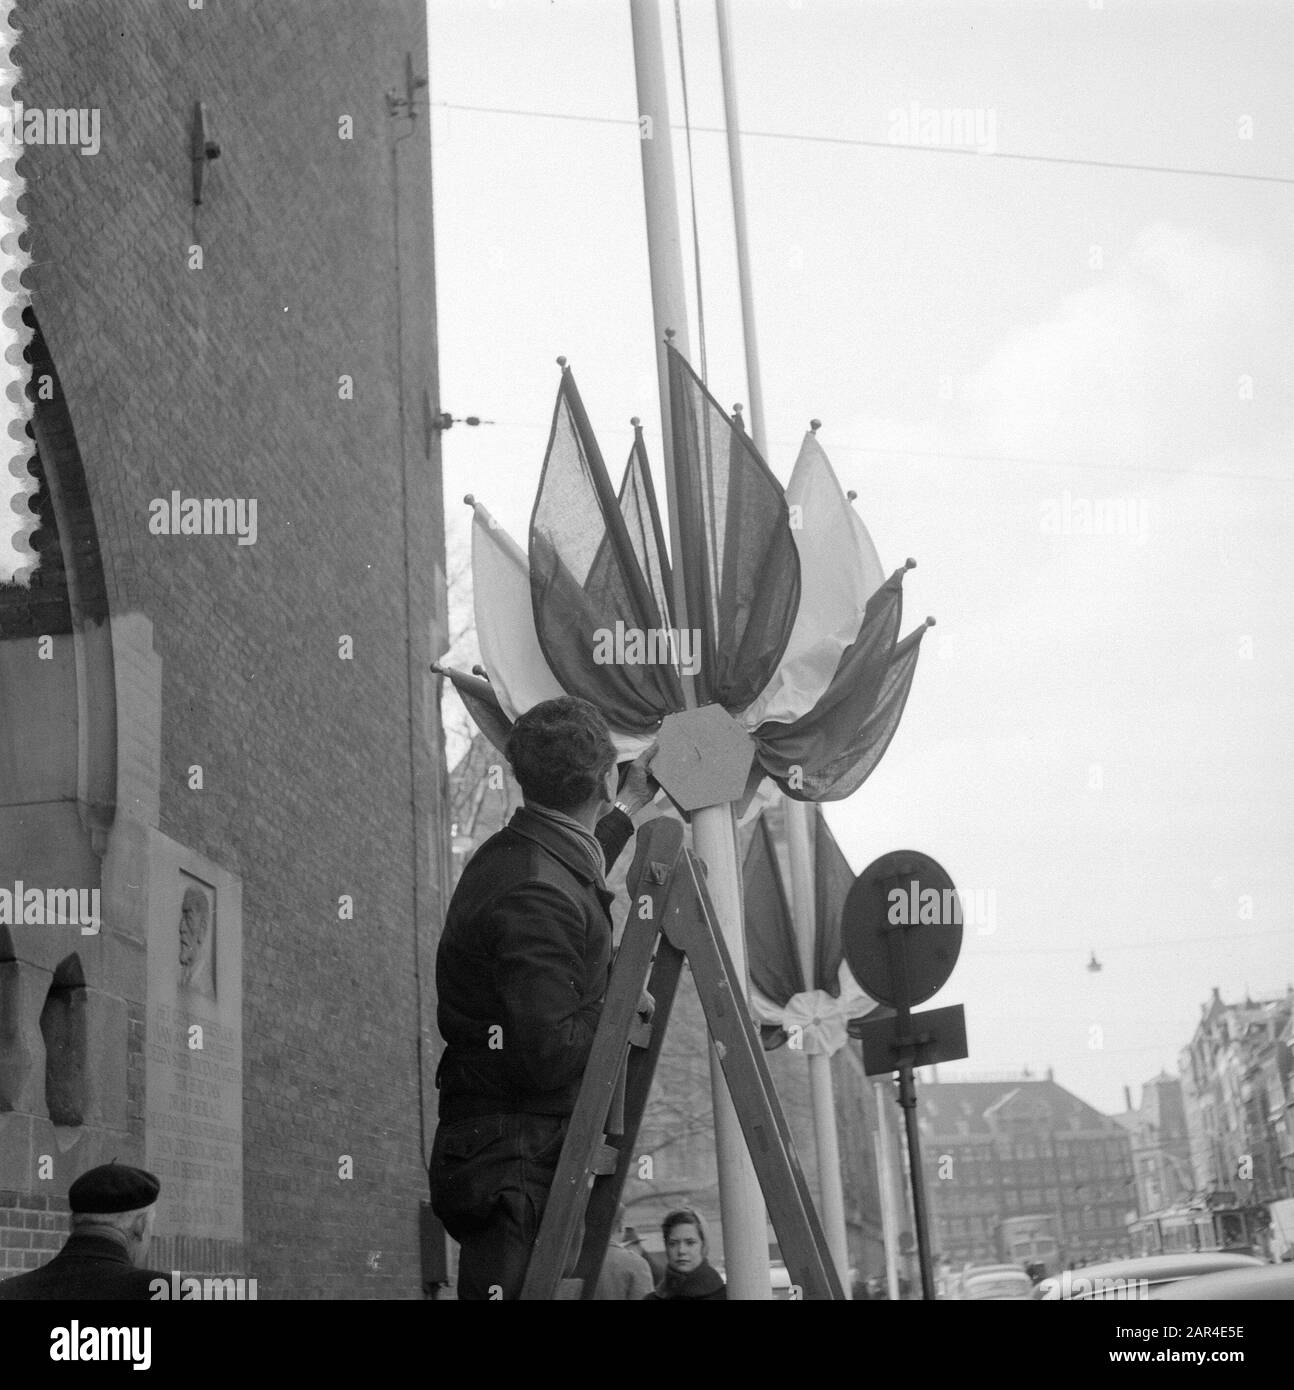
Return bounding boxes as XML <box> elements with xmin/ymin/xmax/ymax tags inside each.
<box><xmin>0</xmin><ymin>1162</ymin><xmax>168</xmax><ymax>1300</ymax></box>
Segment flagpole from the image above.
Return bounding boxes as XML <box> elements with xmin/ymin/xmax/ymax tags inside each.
<box><xmin>714</xmin><ymin>0</ymin><xmax>765</xmax><ymax>450</ymax></box>
<box><xmin>628</xmin><ymin>0</ymin><xmax>694</xmax><ymax>657</ymax></box>
<box><xmin>629</xmin><ymin>0</ymin><xmax>771</xmax><ymax>1300</ymax></box>
<box><xmin>716</xmin><ymin>0</ymin><xmax>851</xmax><ymax>1288</ymax></box>
<box><xmin>874</xmin><ymin>1079</ymin><xmax>903</xmax><ymax>1299</ymax></box>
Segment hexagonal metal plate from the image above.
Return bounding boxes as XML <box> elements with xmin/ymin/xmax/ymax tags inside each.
<box><xmin>652</xmin><ymin>705</ymin><xmax>756</xmax><ymax>812</ymax></box>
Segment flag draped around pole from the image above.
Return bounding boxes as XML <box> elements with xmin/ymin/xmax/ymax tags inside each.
<box><xmin>529</xmin><ymin>364</ymin><xmax>685</xmax><ymax>730</ymax></box>
<box><xmin>455</xmin><ymin>492</ymin><xmax>655</xmax><ymax>764</ymax></box>
<box><xmin>618</xmin><ymin>421</ymin><xmax>676</xmax><ymax>632</ymax></box>
<box><xmin>740</xmin><ymin>431</ymin><xmax>884</xmax><ymax>730</ymax></box>
<box><xmin>432</xmin><ymin>662</ymin><xmax>514</xmax><ymax>759</ymax></box>
<box><xmin>667</xmin><ymin>345</ymin><xmax>801</xmax><ymax>710</ymax></box>
<box><xmin>752</xmin><ymin>564</ymin><xmax>927</xmax><ymax>802</ymax></box>
<box><xmin>812</xmin><ymin>807</ymin><xmax>858</xmax><ymax>994</ymax></box>
<box><xmin>740</xmin><ymin>804</ymin><xmax>878</xmax><ymax>1056</ymax></box>
<box><xmin>469</xmin><ymin>498</ymin><xmax>567</xmax><ymax>720</ymax></box>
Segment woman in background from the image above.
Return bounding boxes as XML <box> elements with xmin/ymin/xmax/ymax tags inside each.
<box><xmin>644</xmin><ymin>1208</ymin><xmax>727</xmax><ymax>1300</ymax></box>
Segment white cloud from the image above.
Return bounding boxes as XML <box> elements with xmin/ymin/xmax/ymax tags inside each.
<box><xmin>957</xmin><ymin>224</ymin><xmax>1279</xmax><ymax>465</ymax></box>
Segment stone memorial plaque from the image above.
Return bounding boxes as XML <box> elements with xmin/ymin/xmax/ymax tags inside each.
<box><xmin>144</xmin><ymin>836</ymin><xmax>243</xmax><ymax>1248</ymax></box>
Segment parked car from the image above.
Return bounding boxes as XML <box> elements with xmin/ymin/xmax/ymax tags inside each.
<box><xmin>940</xmin><ymin>1263</ymin><xmax>1032</xmax><ymax>1300</ymax></box>
<box><xmin>1149</xmin><ymin>1262</ymin><xmax>1294</xmax><ymax>1301</ymax></box>
<box><xmin>1036</xmin><ymin>1252</ymin><xmax>1265</xmax><ymax>1301</ymax></box>
<box><xmin>960</xmin><ymin>1265</ymin><xmax>1036</xmax><ymax>1301</ymax></box>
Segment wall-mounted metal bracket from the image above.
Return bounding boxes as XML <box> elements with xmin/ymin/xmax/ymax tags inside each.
<box><xmin>386</xmin><ymin>52</ymin><xmax>428</xmax><ymax>120</ymax></box>
<box><xmin>191</xmin><ymin>102</ymin><xmax>221</xmax><ymax>205</ymax></box>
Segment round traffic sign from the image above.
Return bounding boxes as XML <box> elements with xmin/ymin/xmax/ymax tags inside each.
<box><xmin>841</xmin><ymin>850</ymin><xmax>962</xmax><ymax>1008</ymax></box>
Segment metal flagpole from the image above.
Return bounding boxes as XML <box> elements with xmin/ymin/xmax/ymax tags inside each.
<box><xmin>629</xmin><ymin>0</ymin><xmax>771</xmax><ymax>1300</ymax></box>
<box><xmin>715</xmin><ymin>0</ymin><xmax>851</xmax><ymax>1288</ymax></box>
<box><xmin>874</xmin><ymin>1079</ymin><xmax>902</xmax><ymax>1299</ymax></box>
<box><xmin>714</xmin><ymin>0</ymin><xmax>766</xmax><ymax>450</ymax></box>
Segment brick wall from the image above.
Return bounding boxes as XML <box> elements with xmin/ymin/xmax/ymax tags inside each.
<box><xmin>0</xmin><ymin>1191</ymin><xmax>69</xmax><ymax>1277</ymax></box>
<box><xmin>13</xmin><ymin>0</ymin><xmax>449</xmax><ymax>1296</ymax></box>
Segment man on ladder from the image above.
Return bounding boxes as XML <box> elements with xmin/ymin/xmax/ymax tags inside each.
<box><xmin>428</xmin><ymin>696</ymin><xmax>657</xmax><ymax>1300</ymax></box>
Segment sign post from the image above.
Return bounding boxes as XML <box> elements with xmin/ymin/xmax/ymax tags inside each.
<box><xmin>842</xmin><ymin>851</ymin><xmax>969</xmax><ymax>1301</ymax></box>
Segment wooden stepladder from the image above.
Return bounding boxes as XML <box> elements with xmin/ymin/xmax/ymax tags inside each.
<box><xmin>519</xmin><ymin>816</ymin><xmax>846</xmax><ymax>1300</ymax></box>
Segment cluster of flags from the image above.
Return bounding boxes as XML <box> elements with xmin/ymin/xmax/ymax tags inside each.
<box><xmin>438</xmin><ymin>345</ymin><xmax>931</xmax><ymax>806</ymax></box>
<box><xmin>740</xmin><ymin>803</ymin><xmax>886</xmax><ymax>1054</ymax></box>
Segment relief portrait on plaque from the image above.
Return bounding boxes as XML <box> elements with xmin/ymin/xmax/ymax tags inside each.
<box><xmin>178</xmin><ymin>878</ymin><xmax>217</xmax><ymax>998</ymax></box>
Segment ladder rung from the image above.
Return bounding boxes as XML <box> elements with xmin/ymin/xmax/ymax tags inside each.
<box><xmin>590</xmin><ymin>1143</ymin><xmax>620</xmax><ymax>1176</ymax></box>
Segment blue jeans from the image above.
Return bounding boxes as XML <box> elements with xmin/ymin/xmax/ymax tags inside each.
<box><xmin>429</xmin><ymin>1112</ymin><xmax>579</xmax><ymax>1300</ymax></box>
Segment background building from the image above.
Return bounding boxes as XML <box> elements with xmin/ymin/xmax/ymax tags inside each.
<box><xmin>1115</xmin><ymin>1072</ymin><xmax>1195</xmax><ymax>1216</ymax></box>
<box><xmin>2</xmin><ymin>0</ymin><xmax>449</xmax><ymax>1297</ymax></box>
<box><xmin>1180</xmin><ymin>988</ymin><xmax>1294</xmax><ymax>1206</ymax></box>
<box><xmin>918</xmin><ymin>1074</ymin><xmax>1136</xmax><ymax>1267</ymax></box>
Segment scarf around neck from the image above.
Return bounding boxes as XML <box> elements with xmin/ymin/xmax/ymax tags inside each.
<box><xmin>524</xmin><ymin>802</ymin><xmax>607</xmax><ymax>885</ymax></box>
<box><xmin>657</xmin><ymin>1260</ymin><xmax>726</xmax><ymax>1300</ymax></box>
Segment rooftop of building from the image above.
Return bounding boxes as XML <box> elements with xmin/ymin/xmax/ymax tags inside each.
<box><xmin>918</xmin><ymin>1076</ymin><xmax>1125</xmax><ymax>1135</ymax></box>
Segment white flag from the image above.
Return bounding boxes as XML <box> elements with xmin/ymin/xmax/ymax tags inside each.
<box><xmin>470</xmin><ymin>501</ymin><xmax>653</xmax><ymax>762</ymax></box>
<box><xmin>742</xmin><ymin>433</ymin><xmax>884</xmax><ymax>729</ymax></box>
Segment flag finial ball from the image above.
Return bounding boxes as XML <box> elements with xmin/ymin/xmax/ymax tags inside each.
<box><xmin>905</xmin><ymin>557</ymin><xmax>918</xmax><ymax>570</ymax></box>
<box><xmin>810</xmin><ymin>418</ymin><xmax>822</xmax><ymax>432</ymax></box>
<box><xmin>463</xmin><ymin>494</ymin><xmax>476</xmax><ymax>507</ymax></box>
<box><xmin>846</xmin><ymin>489</ymin><xmax>858</xmax><ymax>502</ymax></box>
<box><xmin>631</xmin><ymin>416</ymin><xmax>641</xmax><ymax>427</ymax></box>
<box><xmin>664</xmin><ymin>327</ymin><xmax>676</xmax><ymax>341</ymax></box>
<box><xmin>925</xmin><ymin>616</ymin><xmax>937</xmax><ymax>627</ymax></box>
<box><xmin>556</xmin><ymin>356</ymin><xmax>567</xmax><ymax>368</ymax></box>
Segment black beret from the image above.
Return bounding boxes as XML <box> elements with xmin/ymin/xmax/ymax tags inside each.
<box><xmin>68</xmin><ymin>1163</ymin><xmax>160</xmax><ymax>1214</ymax></box>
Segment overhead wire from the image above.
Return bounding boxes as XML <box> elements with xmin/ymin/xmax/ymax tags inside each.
<box><xmin>443</xmin><ymin>420</ymin><xmax>1291</xmax><ymax>485</ymax></box>
<box><xmin>433</xmin><ymin>101</ymin><xmax>1294</xmax><ymax>186</ymax></box>
<box><xmin>973</xmin><ymin>929</ymin><xmax>1288</xmax><ymax>957</ymax></box>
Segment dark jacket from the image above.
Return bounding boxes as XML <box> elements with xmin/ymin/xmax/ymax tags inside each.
<box><xmin>435</xmin><ymin>805</ymin><xmax>634</xmax><ymax>1123</ymax></box>
<box><xmin>644</xmin><ymin>1260</ymin><xmax>728</xmax><ymax>1300</ymax></box>
<box><xmin>0</xmin><ymin>1232</ymin><xmax>167</xmax><ymax>1300</ymax></box>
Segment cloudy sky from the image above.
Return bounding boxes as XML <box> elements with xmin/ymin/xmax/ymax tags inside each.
<box><xmin>426</xmin><ymin>0</ymin><xmax>1293</xmax><ymax>1116</ymax></box>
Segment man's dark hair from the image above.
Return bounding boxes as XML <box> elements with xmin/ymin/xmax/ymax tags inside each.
<box><xmin>506</xmin><ymin>697</ymin><xmax>617</xmax><ymax>813</ymax></box>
